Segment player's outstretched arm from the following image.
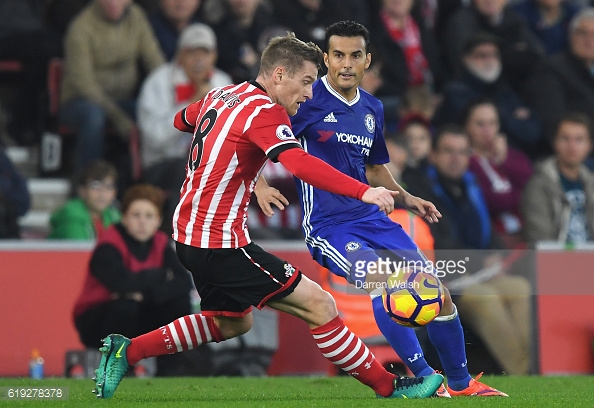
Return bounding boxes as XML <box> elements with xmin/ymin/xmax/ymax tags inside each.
<box><xmin>254</xmin><ymin>177</ymin><xmax>289</xmax><ymax>217</ymax></box>
<box><xmin>366</xmin><ymin>163</ymin><xmax>441</xmax><ymax>223</ymax></box>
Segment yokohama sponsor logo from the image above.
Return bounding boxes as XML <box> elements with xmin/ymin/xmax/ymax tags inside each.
<box><xmin>336</xmin><ymin>133</ymin><xmax>372</xmax><ymax>148</ymax></box>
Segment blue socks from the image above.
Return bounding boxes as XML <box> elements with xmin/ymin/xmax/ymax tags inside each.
<box><xmin>427</xmin><ymin>306</ymin><xmax>472</xmax><ymax>390</ymax></box>
<box><xmin>372</xmin><ymin>296</ymin><xmax>473</xmax><ymax>390</ymax></box>
<box><xmin>371</xmin><ymin>296</ymin><xmax>434</xmax><ymax>377</ymax></box>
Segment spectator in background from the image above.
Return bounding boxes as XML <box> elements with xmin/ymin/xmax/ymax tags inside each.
<box><xmin>433</xmin><ymin>0</ymin><xmax>467</xmax><ymax>52</ymax></box>
<box><xmin>522</xmin><ymin>112</ymin><xmax>594</xmax><ymax>246</ymax></box>
<box><xmin>399</xmin><ymin>114</ymin><xmax>433</xmax><ymax>174</ymax></box>
<box><xmin>137</xmin><ymin>23</ymin><xmax>232</xmax><ymax>233</ymax></box>
<box><xmin>404</xmin><ymin>125</ymin><xmax>494</xmax><ymax>250</ymax></box>
<box><xmin>513</xmin><ymin>0</ymin><xmax>579</xmax><ymax>55</ymax></box>
<box><xmin>384</xmin><ymin>135</ymin><xmax>409</xmax><ymax>182</ymax></box>
<box><xmin>464</xmin><ymin>99</ymin><xmax>533</xmax><ymax>243</ymax></box>
<box><xmin>72</xmin><ymin>184</ymin><xmax>193</xmax><ymax>358</ymax></box>
<box><xmin>210</xmin><ymin>0</ymin><xmax>281</xmax><ymax>84</ymax></box>
<box><xmin>48</xmin><ymin>160</ymin><xmax>120</xmax><ymax>240</ymax></box>
<box><xmin>59</xmin><ymin>0</ymin><xmax>165</xmax><ymax>171</ymax></box>
<box><xmin>0</xmin><ymin>0</ymin><xmax>52</xmax><ymax>145</ymax></box>
<box><xmin>369</xmin><ymin>0</ymin><xmax>443</xmax><ymax>117</ymax></box>
<box><xmin>0</xmin><ymin>146</ymin><xmax>30</xmax><ymax>238</ymax></box>
<box><xmin>149</xmin><ymin>0</ymin><xmax>202</xmax><ymax>61</ymax></box>
<box><xmin>272</xmin><ymin>0</ymin><xmax>368</xmax><ymax>49</ymax></box>
<box><xmin>444</xmin><ymin>0</ymin><xmax>544</xmax><ymax>94</ymax></box>
<box><xmin>433</xmin><ymin>32</ymin><xmax>542</xmax><ymax>155</ymax></box>
<box><xmin>524</xmin><ymin>8</ymin><xmax>594</xmax><ymax>143</ymax></box>
<box><xmin>404</xmin><ymin>125</ymin><xmax>532</xmax><ymax>375</ymax></box>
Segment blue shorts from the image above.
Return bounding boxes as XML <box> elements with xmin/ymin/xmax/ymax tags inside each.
<box><xmin>306</xmin><ymin>215</ymin><xmax>429</xmax><ymax>286</ymax></box>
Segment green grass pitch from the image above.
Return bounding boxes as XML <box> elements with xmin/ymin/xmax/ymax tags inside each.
<box><xmin>1</xmin><ymin>375</ymin><xmax>593</xmax><ymax>407</ymax></box>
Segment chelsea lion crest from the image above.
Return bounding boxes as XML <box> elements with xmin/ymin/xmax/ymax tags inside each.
<box><xmin>345</xmin><ymin>241</ymin><xmax>362</xmax><ymax>252</ymax></box>
<box><xmin>364</xmin><ymin>114</ymin><xmax>375</xmax><ymax>133</ymax></box>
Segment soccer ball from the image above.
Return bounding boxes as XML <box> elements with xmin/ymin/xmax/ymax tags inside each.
<box><xmin>382</xmin><ymin>268</ymin><xmax>444</xmax><ymax>328</ymax></box>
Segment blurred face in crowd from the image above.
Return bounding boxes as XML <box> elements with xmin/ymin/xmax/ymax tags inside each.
<box><xmin>178</xmin><ymin>46</ymin><xmax>216</xmax><ymax>84</ymax></box>
<box><xmin>465</xmin><ymin>103</ymin><xmax>500</xmax><ymax>152</ymax></box>
<box><xmin>554</xmin><ymin>121</ymin><xmax>592</xmax><ymax>169</ymax></box>
<box><xmin>381</xmin><ymin>0</ymin><xmax>413</xmax><ymax>19</ymax></box>
<box><xmin>298</xmin><ymin>0</ymin><xmax>321</xmax><ymax>11</ymax></box>
<box><xmin>359</xmin><ymin>60</ymin><xmax>383</xmax><ymax>95</ymax></box>
<box><xmin>228</xmin><ymin>0</ymin><xmax>260</xmax><ymax>18</ymax></box>
<box><xmin>97</xmin><ymin>0</ymin><xmax>132</xmax><ymax>21</ymax></box>
<box><xmin>403</xmin><ymin>123</ymin><xmax>432</xmax><ymax>163</ymax></box>
<box><xmin>122</xmin><ymin>199</ymin><xmax>162</xmax><ymax>242</ymax></box>
<box><xmin>571</xmin><ymin>17</ymin><xmax>594</xmax><ymax>63</ymax></box>
<box><xmin>536</xmin><ymin>0</ymin><xmax>562</xmax><ymax>10</ymax></box>
<box><xmin>464</xmin><ymin>43</ymin><xmax>502</xmax><ymax>83</ymax></box>
<box><xmin>473</xmin><ymin>0</ymin><xmax>507</xmax><ymax>20</ymax></box>
<box><xmin>160</xmin><ymin>0</ymin><xmax>200</xmax><ymax>25</ymax></box>
<box><xmin>431</xmin><ymin>133</ymin><xmax>471</xmax><ymax>180</ymax></box>
<box><xmin>325</xmin><ymin>35</ymin><xmax>371</xmax><ymax>101</ymax></box>
<box><xmin>80</xmin><ymin>177</ymin><xmax>117</xmax><ymax>216</ymax></box>
<box><xmin>385</xmin><ymin>139</ymin><xmax>409</xmax><ymax>180</ymax></box>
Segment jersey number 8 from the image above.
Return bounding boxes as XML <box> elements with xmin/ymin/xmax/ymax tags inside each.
<box><xmin>188</xmin><ymin>108</ymin><xmax>218</xmax><ymax>171</ymax></box>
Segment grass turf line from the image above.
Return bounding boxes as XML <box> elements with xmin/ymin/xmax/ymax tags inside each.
<box><xmin>0</xmin><ymin>375</ymin><xmax>593</xmax><ymax>407</ymax></box>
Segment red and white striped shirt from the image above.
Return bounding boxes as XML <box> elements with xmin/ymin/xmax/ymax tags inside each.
<box><xmin>172</xmin><ymin>81</ymin><xmax>301</xmax><ymax>248</ymax></box>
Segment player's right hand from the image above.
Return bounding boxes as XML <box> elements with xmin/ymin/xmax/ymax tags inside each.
<box><xmin>361</xmin><ymin>187</ymin><xmax>399</xmax><ymax>215</ymax></box>
<box><xmin>256</xmin><ymin>185</ymin><xmax>290</xmax><ymax>217</ymax></box>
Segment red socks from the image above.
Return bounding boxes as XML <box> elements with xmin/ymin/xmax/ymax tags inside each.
<box><xmin>126</xmin><ymin>314</ymin><xmax>223</xmax><ymax>366</ymax></box>
<box><xmin>125</xmin><ymin>314</ymin><xmax>395</xmax><ymax>397</ymax></box>
<box><xmin>311</xmin><ymin>316</ymin><xmax>396</xmax><ymax>397</ymax></box>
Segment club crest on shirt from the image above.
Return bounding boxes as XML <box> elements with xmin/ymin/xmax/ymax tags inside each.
<box><xmin>284</xmin><ymin>262</ymin><xmax>296</xmax><ymax>277</ymax></box>
<box><xmin>364</xmin><ymin>114</ymin><xmax>375</xmax><ymax>133</ymax></box>
<box><xmin>276</xmin><ymin>124</ymin><xmax>295</xmax><ymax>141</ymax></box>
<box><xmin>345</xmin><ymin>241</ymin><xmax>362</xmax><ymax>252</ymax></box>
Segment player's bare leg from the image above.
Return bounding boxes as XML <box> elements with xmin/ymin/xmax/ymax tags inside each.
<box><xmin>267</xmin><ymin>275</ymin><xmax>443</xmax><ymax>398</ymax></box>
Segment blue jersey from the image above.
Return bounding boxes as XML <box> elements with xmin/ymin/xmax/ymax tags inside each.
<box><xmin>291</xmin><ymin>76</ymin><xmax>389</xmax><ymax>233</ymax></box>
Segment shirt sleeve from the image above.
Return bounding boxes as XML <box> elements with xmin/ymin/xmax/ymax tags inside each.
<box><xmin>245</xmin><ymin>105</ymin><xmax>302</xmax><ymax>162</ymax></box>
<box><xmin>173</xmin><ymin>99</ymin><xmax>204</xmax><ymax>133</ymax></box>
<box><xmin>278</xmin><ymin>148</ymin><xmax>369</xmax><ymax>200</ymax></box>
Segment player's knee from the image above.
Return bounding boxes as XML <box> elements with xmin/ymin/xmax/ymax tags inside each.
<box><xmin>311</xmin><ymin>288</ymin><xmax>338</xmax><ymax>322</ymax></box>
<box><xmin>505</xmin><ymin>276</ymin><xmax>532</xmax><ymax>296</ymax></box>
<box><xmin>439</xmin><ymin>285</ymin><xmax>455</xmax><ymax>315</ymax></box>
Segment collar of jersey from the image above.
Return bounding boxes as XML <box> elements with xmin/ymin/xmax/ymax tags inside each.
<box><xmin>321</xmin><ymin>76</ymin><xmax>360</xmax><ymax>106</ymax></box>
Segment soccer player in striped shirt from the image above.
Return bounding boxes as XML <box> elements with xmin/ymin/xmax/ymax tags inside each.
<box><xmin>258</xmin><ymin>21</ymin><xmax>508</xmax><ymax>397</ymax></box>
<box><xmin>92</xmin><ymin>32</ymin><xmax>443</xmax><ymax>399</ymax></box>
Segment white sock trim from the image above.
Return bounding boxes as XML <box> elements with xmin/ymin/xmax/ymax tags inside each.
<box><xmin>369</xmin><ymin>288</ymin><xmax>383</xmax><ymax>300</ymax></box>
<box><xmin>433</xmin><ymin>303</ymin><xmax>458</xmax><ymax>322</ymax></box>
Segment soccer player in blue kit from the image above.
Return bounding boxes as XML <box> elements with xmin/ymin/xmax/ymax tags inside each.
<box><xmin>256</xmin><ymin>21</ymin><xmax>507</xmax><ymax>397</ymax></box>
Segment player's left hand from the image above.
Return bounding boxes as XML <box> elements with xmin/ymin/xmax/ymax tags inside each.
<box><xmin>401</xmin><ymin>193</ymin><xmax>442</xmax><ymax>223</ymax></box>
<box><xmin>255</xmin><ymin>185</ymin><xmax>290</xmax><ymax>217</ymax></box>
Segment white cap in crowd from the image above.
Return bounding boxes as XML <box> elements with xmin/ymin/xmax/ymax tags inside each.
<box><xmin>178</xmin><ymin>23</ymin><xmax>217</xmax><ymax>51</ymax></box>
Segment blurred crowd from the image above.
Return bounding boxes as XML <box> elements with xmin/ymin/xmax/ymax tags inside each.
<box><xmin>1</xmin><ymin>0</ymin><xmax>594</xmax><ymax>252</ymax></box>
